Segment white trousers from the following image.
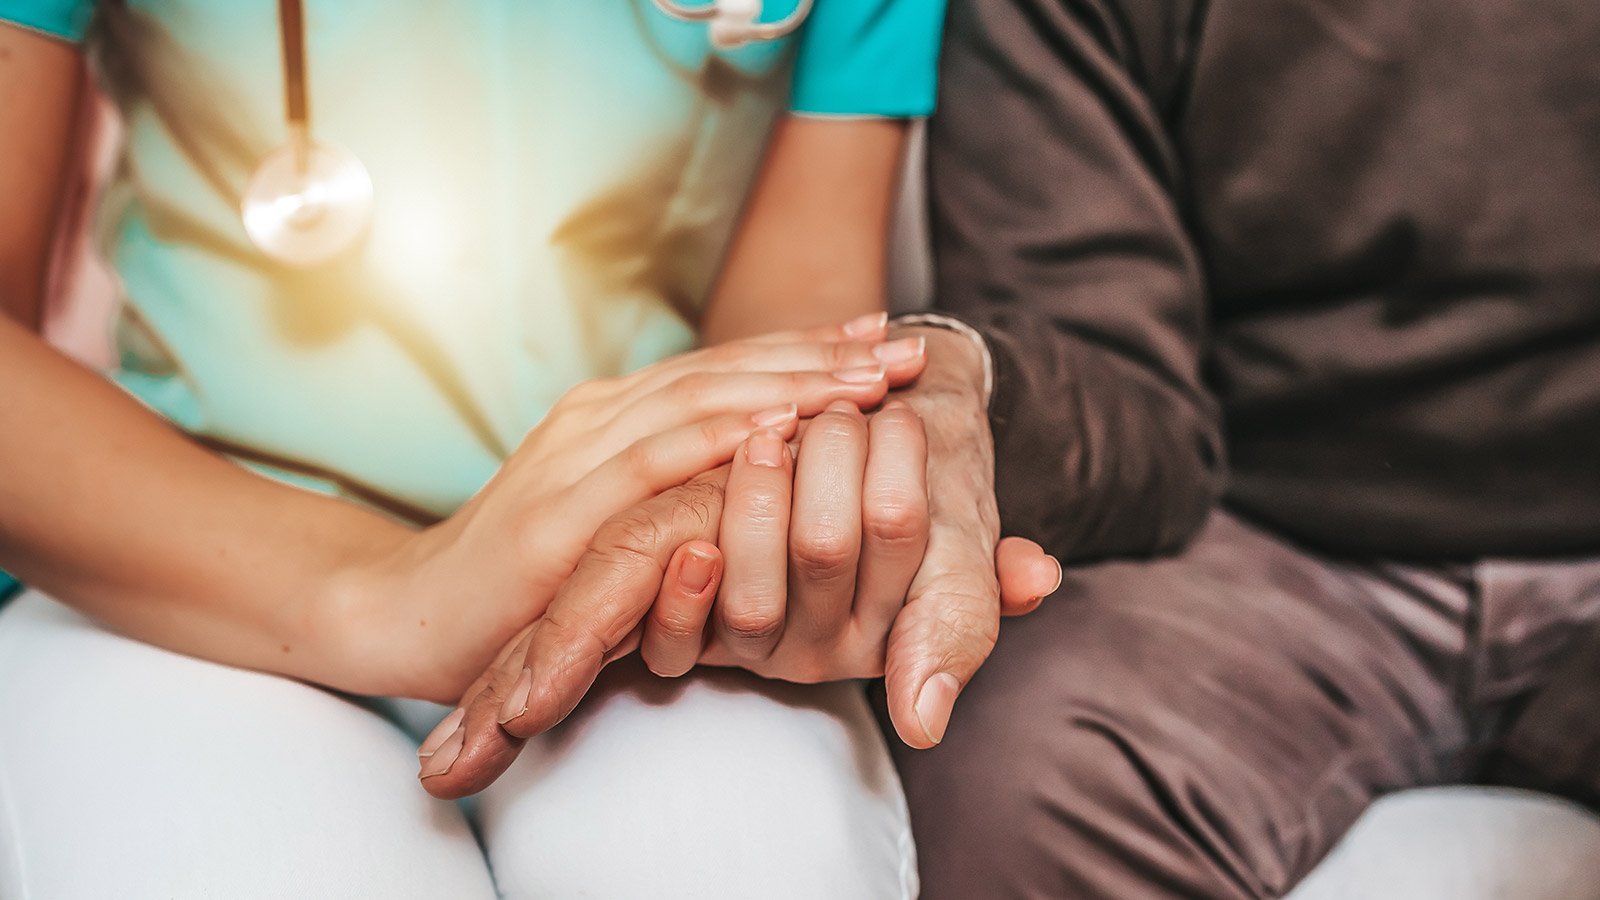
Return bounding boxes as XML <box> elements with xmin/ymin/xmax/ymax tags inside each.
<box><xmin>0</xmin><ymin>591</ymin><xmax>917</xmax><ymax>900</ymax></box>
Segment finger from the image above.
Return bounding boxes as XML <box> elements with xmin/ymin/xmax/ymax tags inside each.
<box><xmin>996</xmin><ymin>537</ymin><xmax>1062</xmax><ymax>616</ymax></box>
<box><xmin>882</xmin><ymin>536</ymin><xmax>1001</xmax><ymax>750</ymax></box>
<box><xmin>640</xmin><ymin>541</ymin><xmax>722</xmax><ymax>677</ymax></box>
<box><xmin>611</xmin><ymin>364</ymin><xmax>912</xmax><ymax>445</ymax></box>
<box><xmin>425</xmin><ymin>475</ymin><xmax>728</xmax><ymax>798</ymax></box>
<box><xmin>617</xmin><ymin>333</ymin><xmax>925</xmax><ymax>402</ymax></box>
<box><xmin>714</xmin><ymin>429</ymin><xmax>794</xmax><ymax>662</ymax></box>
<box><xmin>419</xmin><ymin>624</ymin><xmax>535</xmax><ymax>799</ymax></box>
<box><xmin>742</xmin><ymin>311</ymin><xmax>888</xmax><ymax>345</ymax></box>
<box><xmin>528</xmin><ymin>406</ymin><xmax>795</xmax><ymax>557</ymax></box>
<box><xmin>605</xmin><ymin>311</ymin><xmax>904</xmax><ymax>401</ymax></box>
<box><xmin>784</xmin><ymin>400</ymin><xmax>869</xmax><ymax>647</ymax></box>
<box><xmin>853</xmin><ymin>401</ymin><xmax>930</xmax><ymax>640</ymax></box>
<box><xmin>604</xmin><ymin>622</ymin><xmax>645</xmax><ymax>666</ymax></box>
<box><xmin>509</xmin><ymin>475</ymin><xmax>727</xmax><ymax>736</ymax></box>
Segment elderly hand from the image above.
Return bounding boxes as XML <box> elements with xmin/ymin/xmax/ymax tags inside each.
<box><xmin>874</xmin><ymin>325</ymin><xmax>1062</xmax><ymax>747</ymax></box>
<box><xmin>420</xmin><ymin>333</ymin><xmax>1059</xmax><ymax>796</ymax></box>
<box><xmin>638</xmin><ymin>397</ymin><xmax>932</xmax><ymax>682</ymax></box>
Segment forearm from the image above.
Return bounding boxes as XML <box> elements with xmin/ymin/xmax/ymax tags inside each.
<box><xmin>700</xmin><ymin>115</ymin><xmax>906</xmax><ymax>344</ymax></box>
<box><xmin>976</xmin><ymin>317</ymin><xmax>1223</xmax><ymax>560</ymax></box>
<box><xmin>0</xmin><ymin>317</ymin><xmax>410</xmax><ymax>693</ymax></box>
<box><xmin>927</xmin><ymin>0</ymin><xmax>1225</xmax><ymax>561</ymax></box>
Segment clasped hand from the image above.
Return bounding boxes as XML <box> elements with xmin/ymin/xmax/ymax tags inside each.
<box><xmin>354</xmin><ymin>316</ymin><xmax>1059</xmax><ymax>797</ymax></box>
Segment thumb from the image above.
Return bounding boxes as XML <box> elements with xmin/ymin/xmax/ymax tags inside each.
<box><xmin>883</xmin><ymin>551</ymin><xmax>1001</xmax><ymax>750</ymax></box>
<box><xmin>422</xmin><ymin>473</ymin><xmax>726</xmax><ymax>798</ymax></box>
<box><xmin>501</xmin><ymin>473</ymin><xmax>727</xmax><ymax>739</ymax></box>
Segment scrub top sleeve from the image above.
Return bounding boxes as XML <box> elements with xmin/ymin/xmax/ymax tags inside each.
<box><xmin>789</xmin><ymin>0</ymin><xmax>946</xmax><ymax>118</ymax></box>
<box><xmin>0</xmin><ymin>0</ymin><xmax>95</xmax><ymax>42</ymax></box>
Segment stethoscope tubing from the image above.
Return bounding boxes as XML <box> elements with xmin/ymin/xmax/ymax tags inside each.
<box><xmin>276</xmin><ymin>0</ymin><xmax>311</xmax><ymax>171</ymax></box>
<box><xmin>246</xmin><ymin>0</ymin><xmax>809</xmax><ymax>267</ymax></box>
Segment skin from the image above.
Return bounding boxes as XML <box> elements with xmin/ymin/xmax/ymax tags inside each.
<box><xmin>1</xmin><ymin>21</ymin><xmax>1060</xmax><ymax>804</ymax></box>
<box><xmin>0</xmin><ymin>24</ymin><xmax>79</xmax><ymax>329</ymax></box>
<box><xmin>0</xmin><ymin>22</ymin><xmax>935</xmax><ymax>703</ymax></box>
<box><xmin>700</xmin><ymin>115</ymin><xmax>908</xmax><ymax>343</ymax></box>
<box><xmin>422</xmin><ymin>330</ymin><xmax>1062</xmax><ymax>797</ymax></box>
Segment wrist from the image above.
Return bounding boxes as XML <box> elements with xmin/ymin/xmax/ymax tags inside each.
<box><xmin>306</xmin><ymin>511</ymin><xmax>425</xmax><ymax>697</ymax></box>
<box><xmin>892</xmin><ymin>315</ymin><xmax>992</xmax><ymax>405</ymax></box>
<box><xmin>895</xmin><ymin>326</ymin><xmax>990</xmax><ymax>411</ymax></box>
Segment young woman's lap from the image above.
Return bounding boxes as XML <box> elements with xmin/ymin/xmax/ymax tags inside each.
<box><xmin>0</xmin><ymin>591</ymin><xmax>914</xmax><ymax>900</ymax></box>
<box><xmin>479</xmin><ymin>660</ymin><xmax>918</xmax><ymax>900</ymax></box>
<box><xmin>0</xmin><ymin>590</ymin><xmax>496</xmax><ymax>900</ymax></box>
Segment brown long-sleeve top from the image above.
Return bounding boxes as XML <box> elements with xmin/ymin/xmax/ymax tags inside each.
<box><xmin>934</xmin><ymin>0</ymin><xmax>1600</xmax><ymax>561</ymax></box>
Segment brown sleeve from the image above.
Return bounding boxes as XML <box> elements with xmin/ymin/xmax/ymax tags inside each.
<box><xmin>927</xmin><ymin>0</ymin><xmax>1224</xmax><ymax>562</ymax></box>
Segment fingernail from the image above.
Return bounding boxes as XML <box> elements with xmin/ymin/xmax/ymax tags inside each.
<box><xmin>747</xmin><ymin>429</ymin><xmax>789</xmax><ymax>467</ymax></box>
<box><xmin>751</xmin><ymin>403</ymin><xmax>798</xmax><ymax>428</ymax></box>
<box><xmin>418</xmin><ymin>707</ymin><xmax>465</xmax><ymax>759</ymax></box>
<box><xmin>915</xmin><ymin>673</ymin><xmax>962</xmax><ymax>745</ymax></box>
<box><xmin>418</xmin><ymin>726</ymin><xmax>464</xmax><ymax>779</ymax></box>
<box><xmin>826</xmin><ymin>399</ymin><xmax>859</xmax><ymax>414</ymax></box>
<box><xmin>872</xmin><ymin>336</ymin><xmax>926</xmax><ymax>365</ymax></box>
<box><xmin>1046</xmin><ymin>556</ymin><xmax>1064</xmax><ymax>596</ymax></box>
<box><xmin>834</xmin><ymin>364</ymin><xmax>886</xmax><ymax>384</ymax></box>
<box><xmin>842</xmin><ymin>311</ymin><xmax>888</xmax><ymax>338</ymax></box>
<box><xmin>497</xmin><ymin>667</ymin><xmax>533</xmax><ymax>725</ymax></box>
<box><xmin>680</xmin><ymin>546</ymin><xmax>718</xmax><ymax>593</ymax></box>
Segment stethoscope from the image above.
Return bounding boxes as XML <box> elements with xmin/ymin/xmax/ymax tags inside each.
<box><xmin>240</xmin><ymin>0</ymin><xmax>813</xmax><ymax>267</ymax></box>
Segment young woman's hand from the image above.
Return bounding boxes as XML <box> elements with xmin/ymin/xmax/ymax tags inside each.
<box><xmin>338</xmin><ymin>315</ymin><xmax>928</xmax><ymax>703</ymax></box>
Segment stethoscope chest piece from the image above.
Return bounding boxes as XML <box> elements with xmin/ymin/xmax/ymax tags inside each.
<box><xmin>244</xmin><ymin>0</ymin><xmax>373</xmax><ymax>268</ymax></box>
<box><xmin>242</xmin><ymin>134</ymin><xmax>373</xmax><ymax>268</ymax></box>
<box><xmin>651</xmin><ymin>0</ymin><xmax>812</xmax><ymax>49</ymax></box>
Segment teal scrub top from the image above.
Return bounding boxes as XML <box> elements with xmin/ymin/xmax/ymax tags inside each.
<box><xmin>0</xmin><ymin>0</ymin><xmax>945</xmax><ymax>543</ymax></box>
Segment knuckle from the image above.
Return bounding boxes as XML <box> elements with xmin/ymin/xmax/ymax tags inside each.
<box><xmin>862</xmin><ymin>495</ymin><xmax>930</xmax><ymax>548</ymax></box>
<box><xmin>672</xmin><ymin>480</ymin><xmax>724</xmax><ymax>531</ymax></box>
<box><xmin>734</xmin><ymin>487</ymin><xmax>789</xmax><ymax>526</ymax></box>
<box><xmin>789</xmin><ymin>525</ymin><xmax>858</xmax><ymax>580</ymax></box>
<box><xmin>619</xmin><ymin>439</ymin><xmax>662</xmax><ymax>481</ymax></box>
<box><xmin>807</xmin><ymin>412</ymin><xmax>866</xmax><ymax>444</ymax></box>
<box><xmin>695</xmin><ymin>418</ymin><xmax>727</xmax><ymax>453</ymax></box>
<box><xmin>661</xmin><ymin>373</ymin><xmax>709</xmax><ymax>409</ymax></box>
<box><xmin>537</xmin><ymin>617</ymin><xmax>610</xmax><ymax>672</ymax></box>
<box><xmin>557</xmin><ymin>377</ymin><xmax>605</xmax><ymax>407</ymax></box>
<box><xmin>650</xmin><ymin>604</ymin><xmax>705</xmax><ymax>641</ymax></box>
<box><xmin>596</xmin><ymin>486</ymin><xmax>719</xmax><ymax>554</ymax></box>
<box><xmin>718</xmin><ymin>605</ymin><xmax>784</xmax><ymax>646</ymax></box>
<box><xmin>592</xmin><ymin>508</ymin><xmax>667</xmax><ymax>559</ymax></box>
<box><xmin>873</xmin><ymin>403</ymin><xmax>927</xmax><ymax>436</ymax></box>
<box><xmin>680</xmin><ymin>371</ymin><xmax>715</xmax><ymax>397</ymax></box>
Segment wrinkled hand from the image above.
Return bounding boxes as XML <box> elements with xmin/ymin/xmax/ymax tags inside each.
<box><xmin>638</xmin><ymin>397</ymin><xmax>931</xmax><ymax>682</ymax></box>
<box><xmin>421</xmin><ymin>332</ymin><xmax>1059</xmax><ymax>796</ymax></box>
<box><xmin>876</xmin><ymin>326</ymin><xmax>1061</xmax><ymax>748</ymax></box>
<box><xmin>349</xmin><ymin>315</ymin><xmax>925</xmax><ymax>703</ymax></box>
